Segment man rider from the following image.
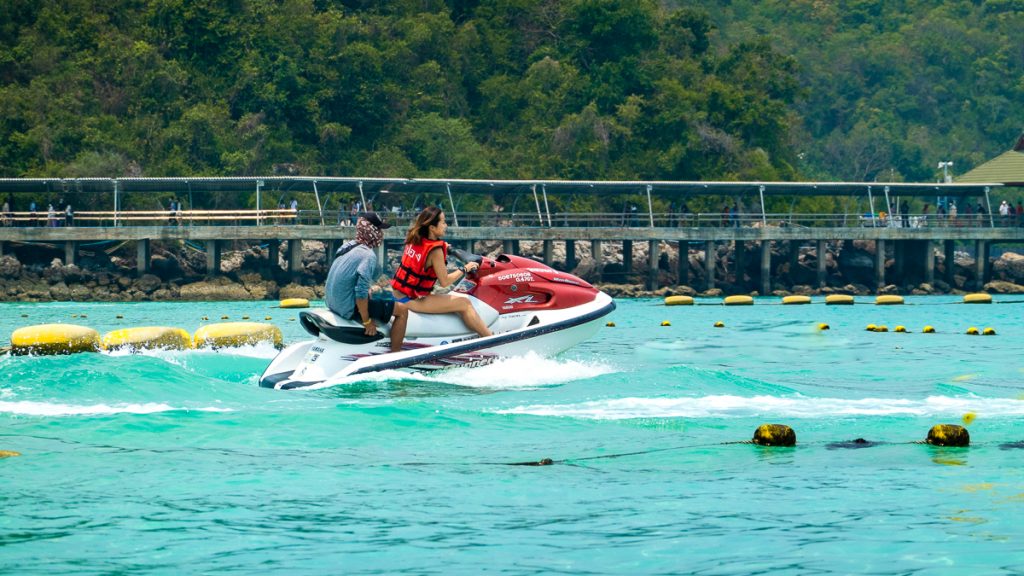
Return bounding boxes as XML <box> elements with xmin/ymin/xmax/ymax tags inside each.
<box><xmin>325</xmin><ymin>212</ymin><xmax>409</xmax><ymax>352</ymax></box>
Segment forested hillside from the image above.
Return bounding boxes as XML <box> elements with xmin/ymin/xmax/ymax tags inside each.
<box><xmin>1</xmin><ymin>0</ymin><xmax>1021</xmax><ymax>189</ymax></box>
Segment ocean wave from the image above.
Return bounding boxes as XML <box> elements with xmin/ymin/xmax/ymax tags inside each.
<box><xmin>495</xmin><ymin>395</ymin><xmax>1024</xmax><ymax>419</ymax></box>
<box><xmin>299</xmin><ymin>352</ymin><xmax>616</xmax><ymax>391</ymax></box>
<box><xmin>0</xmin><ymin>400</ymin><xmax>233</xmax><ymax>417</ymax></box>
<box><xmin>431</xmin><ymin>352</ymin><xmax>615</xmax><ymax>389</ymax></box>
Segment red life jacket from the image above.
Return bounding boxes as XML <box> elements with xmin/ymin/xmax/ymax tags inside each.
<box><xmin>391</xmin><ymin>239</ymin><xmax>448</xmax><ymax>298</ymax></box>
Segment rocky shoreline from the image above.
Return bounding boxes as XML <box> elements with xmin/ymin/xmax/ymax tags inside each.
<box><xmin>1</xmin><ymin>239</ymin><xmax>1023</xmax><ymax>302</ymax></box>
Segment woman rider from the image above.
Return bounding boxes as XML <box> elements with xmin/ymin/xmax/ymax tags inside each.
<box><xmin>391</xmin><ymin>206</ymin><xmax>493</xmax><ymax>338</ymax></box>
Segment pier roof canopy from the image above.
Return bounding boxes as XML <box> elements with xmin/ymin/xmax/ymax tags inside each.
<box><xmin>958</xmin><ymin>134</ymin><xmax>1024</xmax><ymax>186</ymax></box>
<box><xmin>0</xmin><ymin>177</ymin><xmax>1001</xmax><ymax>197</ymax></box>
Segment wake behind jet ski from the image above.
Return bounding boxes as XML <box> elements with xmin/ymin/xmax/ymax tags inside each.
<box><xmin>259</xmin><ymin>249</ymin><xmax>615</xmax><ymax>390</ymax></box>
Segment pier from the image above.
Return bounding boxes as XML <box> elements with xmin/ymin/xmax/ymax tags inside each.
<box><xmin>1</xmin><ymin>177</ymin><xmax>1021</xmax><ymax>293</ymax></box>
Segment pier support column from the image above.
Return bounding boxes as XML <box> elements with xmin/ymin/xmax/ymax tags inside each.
<box><xmin>944</xmin><ymin>240</ymin><xmax>955</xmax><ymax>286</ymax></box>
<box><xmin>326</xmin><ymin>239</ymin><xmax>340</xmax><ymax>266</ymax></box>
<box><xmin>647</xmin><ymin>240</ymin><xmax>660</xmax><ymax>290</ymax></box>
<box><xmin>543</xmin><ymin>240</ymin><xmax>553</xmax><ymax>266</ymax></box>
<box><xmin>924</xmin><ymin>240</ymin><xmax>935</xmax><ymax>285</ymax></box>
<box><xmin>376</xmin><ymin>243</ymin><xmax>386</xmax><ymax>276</ymax></box>
<box><xmin>622</xmin><ymin>240</ymin><xmax>633</xmax><ymax>275</ymax></box>
<box><xmin>894</xmin><ymin>241</ymin><xmax>906</xmax><ymax>286</ymax></box>
<box><xmin>512</xmin><ymin>240</ymin><xmax>521</xmax><ymax>255</ymax></box>
<box><xmin>705</xmin><ymin>240</ymin><xmax>716</xmax><ymax>291</ymax></box>
<box><xmin>677</xmin><ymin>241</ymin><xmax>688</xmax><ymax>286</ymax></box>
<box><xmin>760</xmin><ymin>240</ymin><xmax>772</xmax><ymax>295</ymax></box>
<box><xmin>287</xmin><ymin>240</ymin><xmax>302</xmax><ymax>276</ymax></box>
<box><xmin>206</xmin><ymin>240</ymin><xmax>221</xmax><ymax>276</ymax></box>
<box><xmin>790</xmin><ymin>241</ymin><xmax>801</xmax><ymax>286</ymax></box>
<box><xmin>816</xmin><ymin>240</ymin><xmax>827</xmax><ymax>288</ymax></box>
<box><xmin>268</xmin><ymin>241</ymin><xmax>280</xmax><ymax>271</ymax></box>
<box><xmin>0</xmin><ymin>240</ymin><xmax>5</xmax><ymax>257</ymax></box>
<box><xmin>503</xmin><ymin>240</ymin><xmax>514</xmax><ymax>255</ymax></box>
<box><xmin>137</xmin><ymin>239</ymin><xmax>150</xmax><ymax>276</ymax></box>
<box><xmin>565</xmin><ymin>240</ymin><xmax>576</xmax><ymax>271</ymax></box>
<box><xmin>975</xmin><ymin>240</ymin><xmax>987</xmax><ymax>290</ymax></box>
<box><xmin>874</xmin><ymin>239</ymin><xmax>886</xmax><ymax>292</ymax></box>
<box><xmin>64</xmin><ymin>241</ymin><xmax>76</xmax><ymax>267</ymax></box>
<box><xmin>591</xmin><ymin>239</ymin><xmax>603</xmax><ymax>283</ymax></box>
<box><xmin>734</xmin><ymin>241</ymin><xmax>746</xmax><ymax>288</ymax></box>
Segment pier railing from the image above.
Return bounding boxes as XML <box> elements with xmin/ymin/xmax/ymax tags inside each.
<box><xmin>1</xmin><ymin>210</ymin><xmax>1020</xmax><ymax>229</ymax></box>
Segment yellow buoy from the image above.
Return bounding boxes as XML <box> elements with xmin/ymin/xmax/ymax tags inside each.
<box><xmin>193</xmin><ymin>322</ymin><xmax>283</xmax><ymax>349</ymax></box>
<box><xmin>11</xmin><ymin>324</ymin><xmax>101</xmax><ymax>355</ymax></box>
<box><xmin>102</xmin><ymin>327</ymin><xmax>192</xmax><ymax>351</ymax></box>
<box><xmin>982</xmin><ymin>327</ymin><xmax>996</xmax><ymax>336</ymax></box>
<box><xmin>605</xmin><ymin>321</ymin><xmax>616</xmax><ymax>327</ymax></box>
<box><xmin>962</xmin><ymin>412</ymin><xmax>977</xmax><ymax>426</ymax></box>
<box><xmin>825</xmin><ymin>294</ymin><xmax>855</xmax><ymax>305</ymax></box>
<box><xmin>241</xmin><ymin>315</ymin><xmax>250</xmax><ymax>320</ymax></box>
<box><xmin>724</xmin><ymin>295</ymin><xmax>754</xmax><ymax>306</ymax></box>
<box><xmin>922</xmin><ymin>325</ymin><xmax>936</xmax><ymax>333</ymax></box>
<box><xmin>894</xmin><ymin>325</ymin><xmax>907</xmax><ymax>333</ymax></box>
<box><xmin>926</xmin><ymin>424</ymin><xmax>970</xmax><ymax>447</ymax></box>
<box><xmin>782</xmin><ymin>295</ymin><xmax>811</xmax><ymax>305</ymax></box>
<box><xmin>753</xmin><ymin>424</ymin><xmax>796</xmax><ymax>446</ymax></box>
<box><xmin>116</xmin><ymin>314</ymin><xmax>124</xmax><ymax>319</ymax></box>
<box><xmin>966</xmin><ymin>327</ymin><xmax>979</xmax><ymax>335</ymax></box>
<box><xmin>280</xmin><ymin>298</ymin><xmax>310</xmax><ymax>309</ymax></box>
<box><xmin>876</xmin><ymin>325</ymin><xmax>889</xmax><ymax>332</ymax></box>
<box><xmin>201</xmin><ymin>316</ymin><xmax>209</xmax><ymax>321</ymax></box>
<box><xmin>875</xmin><ymin>295</ymin><xmax>904</xmax><ymax>305</ymax></box>
<box><xmin>963</xmin><ymin>293</ymin><xmax>992</xmax><ymax>304</ymax></box>
<box><xmin>714</xmin><ymin>321</ymin><xmax>725</xmax><ymax>328</ymax></box>
<box><xmin>265</xmin><ymin>316</ymin><xmax>273</xmax><ymax>321</ymax></box>
<box><xmin>866</xmin><ymin>324</ymin><xmax>877</xmax><ymax>332</ymax></box>
<box><xmin>660</xmin><ymin>320</ymin><xmax>671</xmax><ymax>326</ymax></box>
<box><xmin>0</xmin><ymin>450</ymin><xmax>21</xmax><ymax>458</ymax></box>
<box><xmin>220</xmin><ymin>315</ymin><xmax>229</xmax><ymax>320</ymax></box>
<box><xmin>664</xmin><ymin>295</ymin><xmax>694</xmax><ymax>306</ymax></box>
<box><xmin>817</xmin><ymin>323</ymin><xmax>830</xmax><ymax>331</ymax></box>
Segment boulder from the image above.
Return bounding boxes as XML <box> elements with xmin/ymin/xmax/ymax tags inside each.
<box><xmin>279</xmin><ymin>283</ymin><xmax>317</xmax><ymax>300</ymax></box>
<box><xmin>0</xmin><ymin>255</ymin><xmax>21</xmax><ymax>279</ymax></box>
<box><xmin>992</xmin><ymin>251</ymin><xmax>1024</xmax><ymax>281</ymax></box>
<box><xmin>151</xmin><ymin>254</ymin><xmax>184</xmax><ymax>281</ymax></box>
<box><xmin>178</xmin><ymin>278</ymin><xmax>252</xmax><ymax>301</ymax></box>
<box><xmin>49</xmin><ymin>282</ymin><xmax>71</xmax><ymax>300</ymax></box>
<box><xmin>982</xmin><ymin>280</ymin><xmax>1024</xmax><ymax>294</ymax></box>
<box><xmin>136</xmin><ymin>274</ymin><xmax>162</xmax><ymax>294</ymax></box>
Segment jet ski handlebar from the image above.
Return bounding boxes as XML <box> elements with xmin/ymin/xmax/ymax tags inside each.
<box><xmin>450</xmin><ymin>247</ymin><xmax>484</xmax><ymax>266</ymax></box>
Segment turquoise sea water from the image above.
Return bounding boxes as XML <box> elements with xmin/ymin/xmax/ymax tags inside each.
<box><xmin>2</xmin><ymin>297</ymin><xmax>1024</xmax><ymax>574</ymax></box>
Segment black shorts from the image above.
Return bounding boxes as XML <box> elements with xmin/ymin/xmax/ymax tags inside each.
<box><xmin>351</xmin><ymin>298</ymin><xmax>395</xmax><ymax>324</ymax></box>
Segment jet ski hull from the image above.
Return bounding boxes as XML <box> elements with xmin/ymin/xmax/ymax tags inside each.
<box><xmin>259</xmin><ymin>292</ymin><xmax>615</xmax><ymax>390</ymax></box>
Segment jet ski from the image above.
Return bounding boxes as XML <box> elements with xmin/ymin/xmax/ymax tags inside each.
<box><xmin>259</xmin><ymin>249</ymin><xmax>616</xmax><ymax>390</ymax></box>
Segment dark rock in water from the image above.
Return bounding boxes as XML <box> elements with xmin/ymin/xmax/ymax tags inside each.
<box><xmin>827</xmin><ymin>438</ymin><xmax>879</xmax><ymax>450</ymax></box>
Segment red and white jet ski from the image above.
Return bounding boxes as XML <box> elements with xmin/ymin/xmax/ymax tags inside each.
<box><xmin>259</xmin><ymin>249</ymin><xmax>615</xmax><ymax>390</ymax></box>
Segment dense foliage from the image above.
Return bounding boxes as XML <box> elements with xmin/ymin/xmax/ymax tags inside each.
<box><xmin>1</xmin><ymin>0</ymin><xmax>1021</xmax><ymax>210</ymax></box>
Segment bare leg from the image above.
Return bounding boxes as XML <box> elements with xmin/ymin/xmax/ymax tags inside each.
<box><xmin>389</xmin><ymin>302</ymin><xmax>409</xmax><ymax>353</ymax></box>
<box><xmin>404</xmin><ymin>294</ymin><xmax>493</xmax><ymax>337</ymax></box>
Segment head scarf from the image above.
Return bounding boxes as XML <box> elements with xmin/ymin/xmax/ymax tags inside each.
<box><xmin>356</xmin><ymin>216</ymin><xmax>384</xmax><ymax>248</ymax></box>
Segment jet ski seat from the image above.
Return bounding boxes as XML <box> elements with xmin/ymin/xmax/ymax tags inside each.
<box><xmin>299</xmin><ymin>311</ymin><xmax>383</xmax><ymax>344</ymax></box>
